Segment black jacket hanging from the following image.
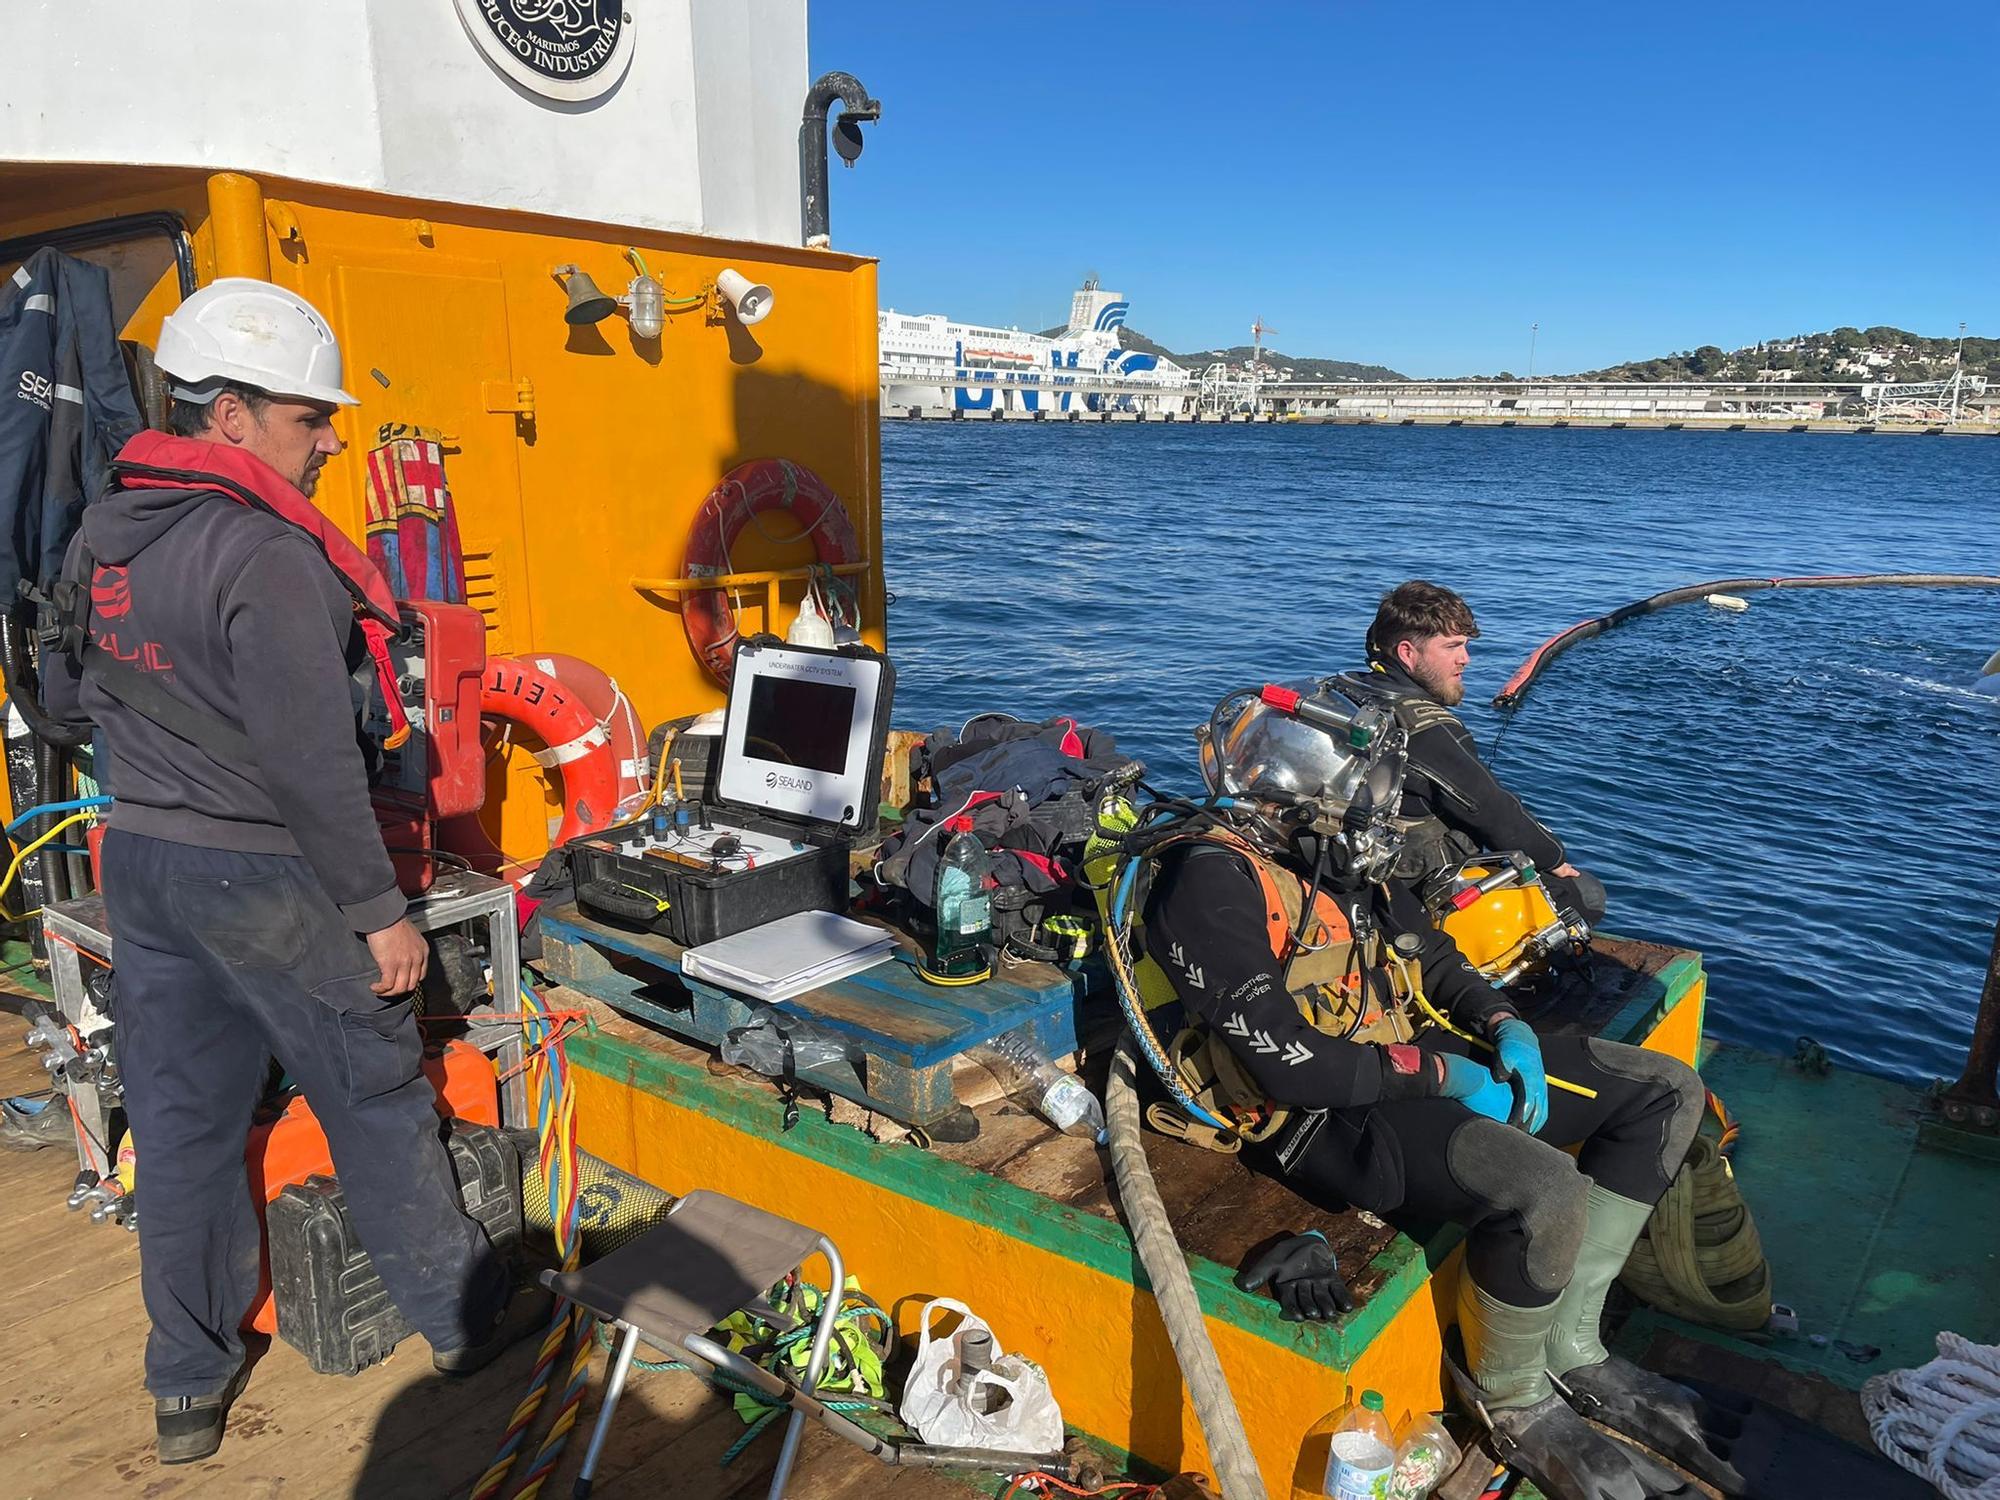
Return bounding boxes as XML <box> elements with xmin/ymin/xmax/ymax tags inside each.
<box><xmin>0</xmin><ymin>246</ymin><xmax>143</xmax><ymax>618</ymax></box>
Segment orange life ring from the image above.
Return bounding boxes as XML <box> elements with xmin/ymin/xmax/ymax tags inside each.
<box><xmin>682</xmin><ymin>458</ymin><xmax>862</xmax><ymax>685</ymax></box>
<box><xmin>531</xmin><ymin>653</ymin><xmax>650</xmax><ymax>809</ymax></box>
<box><xmin>478</xmin><ymin>656</ymin><xmax>621</xmax><ymax>848</ymax></box>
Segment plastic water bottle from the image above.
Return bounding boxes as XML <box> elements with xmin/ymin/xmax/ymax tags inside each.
<box><xmin>1324</xmin><ymin>1389</ymin><xmax>1395</xmax><ymax>1499</ymax></box>
<box><xmin>988</xmin><ymin>1025</ymin><xmax>1106</xmax><ymax>1143</ymax></box>
<box><xmin>1387</xmin><ymin>1414</ymin><xmax>1460</xmax><ymax>1499</ymax></box>
<box><xmin>923</xmin><ymin>817</ymin><xmax>992</xmax><ymax>981</ymax></box>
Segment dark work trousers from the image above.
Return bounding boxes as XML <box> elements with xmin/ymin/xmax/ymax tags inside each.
<box><xmin>1544</xmin><ymin>868</ymin><xmax>1608</xmax><ymax>928</ymax></box>
<box><xmin>1255</xmin><ymin>1030</ymin><xmax>1702</xmax><ymax>1307</ymax></box>
<box><xmin>103</xmin><ymin>830</ymin><xmax>509</xmax><ymax>1398</ymax></box>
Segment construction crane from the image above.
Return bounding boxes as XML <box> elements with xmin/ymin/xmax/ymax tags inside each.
<box><xmin>1250</xmin><ymin>318</ymin><xmax>1277</xmax><ymax>376</ymax></box>
<box><xmin>1247</xmin><ymin>319</ymin><xmax>1279</xmax><ymax>413</ymax></box>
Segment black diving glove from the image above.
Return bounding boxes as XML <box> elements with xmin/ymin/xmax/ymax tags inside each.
<box><xmin>1235</xmin><ymin>1230</ymin><xmax>1354</xmax><ymax>1321</ymax></box>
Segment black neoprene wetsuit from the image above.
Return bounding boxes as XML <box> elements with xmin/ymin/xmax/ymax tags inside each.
<box><xmin>1350</xmin><ymin>660</ymin><xmax>1605</xmax><ymax>925</ymax></box>
<box><xmin>1143</xmin><ymin>839</ymin><xmax>1699</xmax><ymax>1304</ymax></box>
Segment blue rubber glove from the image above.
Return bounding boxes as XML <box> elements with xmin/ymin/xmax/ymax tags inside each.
<box><xmin>1490</xmin><ymin>1017</ymin><xmax>1549</xmax><ymax>1134</ymax></box>
<box><xmin>1437</xmin><ymin>1053</ymin><xmax>1515</xmax><ymax>1124</ymax></box>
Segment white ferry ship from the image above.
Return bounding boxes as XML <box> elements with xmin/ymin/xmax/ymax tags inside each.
<box><xmin>879</xmin><ymin>279</ymin><xmax>1195</xmax><ymax>416</ymax></box>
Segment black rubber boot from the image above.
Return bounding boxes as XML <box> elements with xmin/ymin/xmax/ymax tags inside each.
<box><xmin>433</xmin><ymin>1287</ymin><xmax>555</xmax><ymax>1377</ymax></box>
<box><xmin>1555</xmin><ymin>1356</ymin><xmax>1749</xmax><ymax>1496</ymax></box>
<box><xmin>154</xmin><ymin>1365</ymin><xmax>247</xmax><ymax>1465</ymax></box>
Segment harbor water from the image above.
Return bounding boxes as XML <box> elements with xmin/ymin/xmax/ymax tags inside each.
<box><xmin>881</xmin><ymin>423</ymin><xmax>2000</xmax><ymax>1085</ymax></box>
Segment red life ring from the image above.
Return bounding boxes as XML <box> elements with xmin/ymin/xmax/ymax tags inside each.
<box><xmin>682</xmin><ymin>458</ymin><xmax>862</xmax><ymax>685</ymax></box>
<box><xmin>477</xmin><ymin>656</ymin><xmax>621</xmax><ymax>848</ymax></box>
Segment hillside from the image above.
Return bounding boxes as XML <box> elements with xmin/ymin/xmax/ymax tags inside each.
<box><xmin>1560</xmin><ymin>327</ymin><xmax>1996</xmax><ymax>385</ymax></box>
<box><xmin>1039</xmin><ymin>324</ymin><xmax>1406</xmax><ymax>383</ymax></box>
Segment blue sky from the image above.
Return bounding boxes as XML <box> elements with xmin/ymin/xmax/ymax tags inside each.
<box><xmin>807</xmin><ymin>3</ymin><xmax>1998</xmax><ymax>377</ymax></box>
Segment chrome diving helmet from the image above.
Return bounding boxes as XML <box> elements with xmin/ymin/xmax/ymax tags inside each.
<box><xmin>1198</xmin><ymin>679</ymin><xmax>1410</xmax><ymax>881</ymax></box>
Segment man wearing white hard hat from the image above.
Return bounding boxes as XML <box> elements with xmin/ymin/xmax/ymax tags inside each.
<box><xmin>47</xmin><ymin>279</ymin><xmax>530</xmax><ymax>1463</ymax></box>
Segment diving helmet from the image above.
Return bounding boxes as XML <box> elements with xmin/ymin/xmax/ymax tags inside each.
<box><xmin>1199</xmin><ymin>679</ymin><xmax>1410</xmax><ymax>881</ymax></box>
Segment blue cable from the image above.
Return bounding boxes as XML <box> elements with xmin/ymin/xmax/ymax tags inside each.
<box><xmin>6</xmin><ymin>797</ymin><xmax>112</xmax><ymax>836</ymax></box>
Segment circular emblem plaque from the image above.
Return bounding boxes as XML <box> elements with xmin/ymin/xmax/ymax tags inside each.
<box><xmin>452</xmin><ymin>0</ymin><xmax>635</xmax><ymax>103</ymax></box>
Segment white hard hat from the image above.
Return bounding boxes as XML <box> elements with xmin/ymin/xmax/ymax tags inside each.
<box><xmin>153</xmin><ymin>277</ymin><xmax>358</xmax><ymax>407</ymax></box>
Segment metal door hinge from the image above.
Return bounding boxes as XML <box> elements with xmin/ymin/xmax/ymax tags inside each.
<box><xmin>482</xmin><ymin>378</ymin><xmax>536</xmax><ymax>419</ymax></box>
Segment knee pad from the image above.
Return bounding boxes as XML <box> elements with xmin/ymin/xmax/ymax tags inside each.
<box><xmin>1447</xmin><ymin>1116</ymin><xmax>1590</xmax><ymax>1296</ymax></box>
<box><xmin>1584</xmin><ymin>1038</ymin><xmax>1704</xmax><ymax>1179</ymax></box>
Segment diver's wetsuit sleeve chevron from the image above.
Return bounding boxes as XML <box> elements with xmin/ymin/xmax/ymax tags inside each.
<box><xmin>1144</xmin><ymin>846</ymin><xmax>1438</xmax><ymax>1110</ymax></box>
<box><xmin>1409</xmin><ymin>717</ymin><xmax>1567</xmax><ymax>870</ymax></box>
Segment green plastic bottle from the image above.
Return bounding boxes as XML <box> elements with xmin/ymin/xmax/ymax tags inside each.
<box><xmin>920</xmin><ymin>816</ymin><xmax>992</xmax><ymax>984</ymax></box>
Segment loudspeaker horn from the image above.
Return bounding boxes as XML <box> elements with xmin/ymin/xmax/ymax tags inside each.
<box><xmin>716</xmin><ymin>268</ymin><xmax>774</xmax><ymax>327</ymax></box>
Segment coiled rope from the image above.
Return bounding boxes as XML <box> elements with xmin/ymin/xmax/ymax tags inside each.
<box><xmin>1862</xmin><ymin>1333</ymin><xmax>2000</xmax><ymax>1500</ymax></box>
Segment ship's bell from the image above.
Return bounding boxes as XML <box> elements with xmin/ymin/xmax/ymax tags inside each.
<box><xmin>561</xmin><ymin>270</ymin><xmax>618</xmax><ymax>325</ymax></box>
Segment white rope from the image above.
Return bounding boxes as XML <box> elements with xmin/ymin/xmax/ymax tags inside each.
<box><xmin>1862</xmin><ymin>1333</ymin><xmax>2000</xmax><ymax>1500</ymax></box>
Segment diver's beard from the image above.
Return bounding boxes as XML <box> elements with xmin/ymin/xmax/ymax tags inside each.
<box><xmin>1411</xmin><ymin>661</ymin><xmax>1464</xmax><ymax>706</ymax></box>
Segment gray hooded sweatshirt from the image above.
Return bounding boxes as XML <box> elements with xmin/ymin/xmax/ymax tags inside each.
<box><xmin>48</xmin><ymin>455</ymin><xmax>405</xmax><ymax>933</ymax></box>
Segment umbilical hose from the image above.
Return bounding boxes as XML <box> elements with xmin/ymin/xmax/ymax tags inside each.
<box><xmin>1105</xmin><ymin>1032</ymin><xmax>1269</xmax><ymax>1500</ymax></box>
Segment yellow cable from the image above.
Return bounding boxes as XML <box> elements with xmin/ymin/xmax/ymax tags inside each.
<box><xmin>639</xmin><ymin>729</ymin><xmax>677</xmax><ymax>814</ymax></box>
<box><xmin>0</xmin><ymin>812</ymin><xmax>96</xmax><ymax>923</ymax></box>
<box><xmin>1405</xmin><ymin>971</ymin><xmax>1599</xmax><ymax>1100</ymax></box>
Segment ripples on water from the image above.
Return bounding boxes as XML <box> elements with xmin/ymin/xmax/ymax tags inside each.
<box><xmin>880</xmin><ymin>423</ymin><xmax>2000</xmax><ymax>1084</ymax></box>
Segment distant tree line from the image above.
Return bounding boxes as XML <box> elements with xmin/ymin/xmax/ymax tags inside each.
<box><xmin>1567</xmin><ymin>326</ymin><xmax>1996</xmax><ymax>385</ymax></box>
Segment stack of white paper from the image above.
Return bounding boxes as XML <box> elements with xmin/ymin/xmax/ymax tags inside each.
<box><xmin>682</xmin><ymin>909</ymin><xmax>900</xmax><ymax>1003</ymax></box>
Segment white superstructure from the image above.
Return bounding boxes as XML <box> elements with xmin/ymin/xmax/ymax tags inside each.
<box><xmin>880</xmin><ymin>280</ymin><xmax>1194</xmax><ymax>415</ymax></box>
<box><xmin>2</xmin><ymin>0</ymin><xmax>808</xmax><ymax>246</ymax></box>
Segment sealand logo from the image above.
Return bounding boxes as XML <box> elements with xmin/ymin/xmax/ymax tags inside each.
<box><xmin>454</xmin><ymin>0</ymin><xmax>636</xmax><ymax>104</ymax></box>
<box><xmin>765</xmin><ymin>770</ymin><xmax>813</xmax><ymax>794</ymax></box>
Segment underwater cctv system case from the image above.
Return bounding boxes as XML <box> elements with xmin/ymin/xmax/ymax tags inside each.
<box><xmin>570</xmin><ymin>636</ymin><xmax>896</xmax><ymax>946</ymax></box>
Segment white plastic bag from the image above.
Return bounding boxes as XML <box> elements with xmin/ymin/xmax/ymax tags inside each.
<box><xmin>898</xmin><ymin>1297</ymin><xmax>1064</xmax><ymax>1454</ymax></box>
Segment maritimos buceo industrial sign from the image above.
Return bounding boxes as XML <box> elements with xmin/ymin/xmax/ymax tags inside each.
<box><xmin>452</xmin><ymin>0</ymin><xmax>636</xmax><ymax>103</ymax></box>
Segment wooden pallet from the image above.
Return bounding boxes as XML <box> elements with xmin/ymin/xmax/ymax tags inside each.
<box><xmin>535</xmin><ymin>902</ymin><xmax>1086</xmax><ymax>1137</ymax></box>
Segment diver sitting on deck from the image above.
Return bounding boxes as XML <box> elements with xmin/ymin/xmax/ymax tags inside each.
<box><xmin>1339</xmin><ymin>580</ymin><xmax>1606</xmax><ymax>927</ymax></box>
<box><xmin>1128</xmin><ymin>679</ymin><xmax>1736</xmax><ymax>1500</ymax></box>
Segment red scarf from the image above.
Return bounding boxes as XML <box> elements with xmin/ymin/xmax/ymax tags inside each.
<box><xmin>111</xmin><ymin>431</ymin><xmax>411</xmax><ymax>746</ymax></box>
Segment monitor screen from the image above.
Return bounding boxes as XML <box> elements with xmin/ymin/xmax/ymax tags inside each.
<box><xmin>743</xmin><ymin>675</ymin><xmax>858</xmax><ymax>775</ymax></box>
<box><xmin>716</xmin><ymin>641</ymin><xmax>892</xmax><ymax>830</ymax></box>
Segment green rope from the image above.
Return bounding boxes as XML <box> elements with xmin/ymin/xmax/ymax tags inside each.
<box><xmin>589</xmin><ymin>1321</ymin><xmax>885</xmax><ymax>1468</ymax></box>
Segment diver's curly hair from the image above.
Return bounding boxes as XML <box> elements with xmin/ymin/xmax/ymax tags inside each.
<box><xmin>1366</xmin><ymin>580</ymin><xmax>1479</xmax><ymax>662</ymax></box>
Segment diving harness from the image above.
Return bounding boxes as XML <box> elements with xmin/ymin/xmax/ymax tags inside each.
<box><xmin>1088</xmin><ymin>681</ymin><xmax>1472</xmax><ymax>1153</ymax></box>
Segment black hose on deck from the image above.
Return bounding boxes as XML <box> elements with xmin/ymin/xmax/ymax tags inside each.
<box><xmin>1494</xmin><ymin>572</ymin><xmax>2000</xmax><ymax>711</ymax></box>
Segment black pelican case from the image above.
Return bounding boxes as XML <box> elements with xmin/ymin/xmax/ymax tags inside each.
<box><xmin>267</xmin><ymin>1122</ymin><xmax>520</xmax><ymax>1376</ymax></box>
<box><xmin>568</xmin><ymin>638</ymin><xmax>895</xmax><ymax>947</ymax></box>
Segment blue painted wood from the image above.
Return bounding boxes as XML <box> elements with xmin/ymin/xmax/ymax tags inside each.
<box><xmin>537</xmin><ymin>903</ymin><xmax>1084</xmax><ymax>1125</ymax></box>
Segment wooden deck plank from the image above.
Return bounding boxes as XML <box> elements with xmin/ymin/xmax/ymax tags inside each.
<box><xmin>0</xmin><ymin>1029</ymin><xmax>983</xmax><ymax>1499</ymax></box>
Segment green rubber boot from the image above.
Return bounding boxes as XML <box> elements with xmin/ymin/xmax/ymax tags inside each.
<box><xmin>1453</xmin><ymin>1272</ymin><xmax>1700</xmax><ymax>1499</ymax></box>
<box><xmin>1545</xmin><ymin>1184</ymin><xmax>1749</xmax><ymax>1495</ymax></box>
<box><xmin>1545</xmin><ymin>1183</ymin><xmax>1655</xmax><ymax>1376</ymax></box>
<box><xmin>1457</xmin><ymin>1272</ymin><xmax>1559</xmax><ymax>1410</ymax></box>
